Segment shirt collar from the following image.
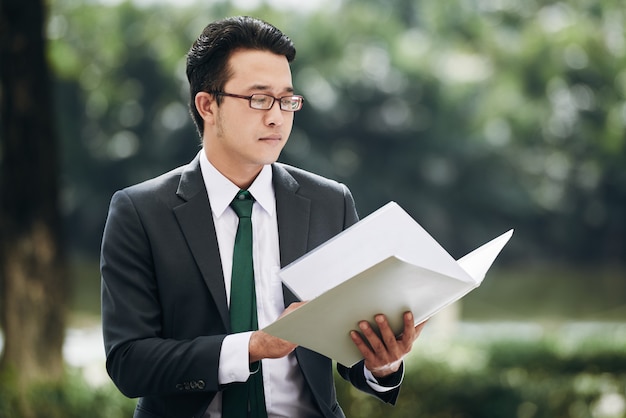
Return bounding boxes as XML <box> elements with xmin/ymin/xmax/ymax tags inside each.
<box><xmin>199</xmin><ymin>149</ymin><xmax>275</xmax><ymax>218</ymax></box>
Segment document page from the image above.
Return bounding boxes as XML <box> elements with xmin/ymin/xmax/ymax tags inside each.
<box><xmin>280</xmin><ymin>202</ymin><xmax>476</xmax><ymax>301</ymax></box>
<box><xmin>263</xmin><ymin>202</ymin><xmax>513</xmax><ymax>366</ymax></box>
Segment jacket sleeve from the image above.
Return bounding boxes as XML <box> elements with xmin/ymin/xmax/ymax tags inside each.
<box><xmin>101</xmin><ymin>189</ymin><xmax>223</xmax><ymax>398</ymax></box>
<box><xmin>337</xmin><ymin>361</ymin><xmax>402</xmax><ymax>404</ymax></box>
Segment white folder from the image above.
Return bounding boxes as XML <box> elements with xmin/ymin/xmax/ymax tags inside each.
<box><xmin>263</xmin><ymin>202</ymin><xmax>513</xmax><ymax>366</ymax></box>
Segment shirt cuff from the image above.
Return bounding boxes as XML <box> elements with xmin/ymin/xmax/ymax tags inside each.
<box><xmin>363</xmin><ymin>362</ymin><xmax>404</xmax><ymax>392</ymax></box>
<box><xmin>218</xmin><ymin>331</ymin><xmax>254</xmax><ymax>385</ymax></box>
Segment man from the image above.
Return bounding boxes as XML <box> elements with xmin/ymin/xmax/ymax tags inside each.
<box><xmin>101</xmin><ymin>16</ymin><xmax>425</xmax><ymax>418</ymax></box>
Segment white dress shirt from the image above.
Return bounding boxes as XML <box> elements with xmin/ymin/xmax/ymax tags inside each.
<box><xmin>201</xmin><ymin>152</ymin><xmax>318</xmax><ymax>417</ymax></box>
<box><xmin>199</xmin><ymin>151</ymin><xmax>399</xmax><ymax>417</ymax></box>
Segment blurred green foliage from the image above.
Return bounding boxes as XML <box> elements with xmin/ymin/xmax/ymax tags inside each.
<box><xmin>336</xmin><ymin>335</ymin><xmax>626</xmax><ymax>418</ymax></box>
<box><xmin>47</xmin><ymin>0</ymin><xmax>626</xmax><ymax>265</ymax></box>
<box><xmin>69</xmin><ymin>256</ymin><xmax>626</xmax><ymax>321</ymax></box>
<box><xmin>1</xmin><ymin>337</ymin><xmax>624</xmax><ymax>418</ymax></box>
<box><xmin>27</xmin><ymin>2</ymin><xmax>626</xmax><ymax>416</ymax></box>
<box><xmin>0</xmin><ymin>369</ymin><xmax>135</xmax><ymax>418</ymax></box>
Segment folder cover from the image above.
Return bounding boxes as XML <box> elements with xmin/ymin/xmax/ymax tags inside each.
<box><xmin>263</xmin><ymin>202</ymin><xmax>513</xmax><ymax>366</ymax></box>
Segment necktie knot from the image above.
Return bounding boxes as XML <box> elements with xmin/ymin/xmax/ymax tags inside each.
<box><xmin>231</xmin><ymin>190</ymin><xmax>254</xmax><ymax>219</ymax></box>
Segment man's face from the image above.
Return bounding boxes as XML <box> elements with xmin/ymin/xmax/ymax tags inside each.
<box><xmin>204</xmin><ymin>49</ymin><xmax>295</xmax><ymax>178</ymax></box>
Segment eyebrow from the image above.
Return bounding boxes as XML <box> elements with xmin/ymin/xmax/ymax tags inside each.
<box><xmin>248</xmin><ymin>84</ymin><xmax>295</xmax><ymax>94</ymax></box>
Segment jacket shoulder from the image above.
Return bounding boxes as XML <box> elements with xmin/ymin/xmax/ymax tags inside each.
<box><xmin>274</xmin><ymin>163</ymin><xmax>347</xmax><ymax>194</ymax></box>
<box><xmin>122</xmin><ymin>165</ymin><xmax>185</xmax><ymax>196</ymax></box>
<box><xmin>108</xmin><ymin>162</ymin><xmax>193</xmax><ymax>214</ymax></box>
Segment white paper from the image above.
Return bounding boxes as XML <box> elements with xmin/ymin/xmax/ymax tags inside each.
<box><xmin>263</xmin><ymin>201</ymin><xmax>513</xmax><ymax>366</ymax></box>
<box><xmin>457</xmin><ymin>229</ymin><xmax>514</xmax><ymax>281</ymax></box>
<box><xmin>280</xmin><ymin>202</ymin><xmax>475</xmax><ymax>301</ymax></box>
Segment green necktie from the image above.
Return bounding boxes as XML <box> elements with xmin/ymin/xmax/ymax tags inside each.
<box><xmin>222</xmin><ymin>190</ymin><xmax>267</xmax><ymax>418</ymax></box>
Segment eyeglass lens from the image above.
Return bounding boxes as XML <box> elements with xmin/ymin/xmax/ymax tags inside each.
<box><xmin>250</xmin><ymin>94</ymin><xmax>302</xmax><ymax>111</ymax></box>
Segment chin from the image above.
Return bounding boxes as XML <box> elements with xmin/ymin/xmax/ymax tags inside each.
<box><xmin>256</xmin><ymin>150</ymin><xmax>284</xmax><ymax>165</ymax></box>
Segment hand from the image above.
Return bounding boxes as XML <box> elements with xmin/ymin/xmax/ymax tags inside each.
<box><xmin>248</xmin><ymin>302</ymin><xmax>306</xmax><ymax>363</ymax></box>
<box><xmin>350</xmin><ymin>311</ymin><xmax>426</xmax><ymax>378</ymax></box>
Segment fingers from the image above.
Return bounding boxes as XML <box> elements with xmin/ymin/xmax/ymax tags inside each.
<box><xmin>374</xmin><ymin>314</ymin><xmax>404</xmax><ymax>357</ymax></box>
<box><xmin>350</xmin><ymin>317</ymin><xmax>398</xmax><ymax>368</ymax></box>
<box><xmin>351</xmin><ymin>317</ymin><xmax>402</xmax><ymax>377</ymax></box>
<box><xmin>279</xmin><ymin>301</ymin><xmax>307</xmax><ymax>318</ymax></box>
<box><xmin>350</xmin><ymin>315</ymin><xmax>399</xmax><ymax>355</ymax></box>
<box><xmin>249</xmin><ymin>330</ymin><xmax>297</xmax><ymax>363</ymax></box>
<box><xmin>349</xmin><ymin>329</ymin><xmax>371</xmax><ymax>356</ymax></box>
<box><xmin>364</xmin><ymin>316</ymin><xmax>388</xmax><ymax>353</ymax></box>
<box><xmin>413</xmin><ymin>318</ymin><xmax>428</xmax><ymax>338</ymax></box>
<box><xmin>398</xmin><ymin>311</ymin><xmax>418</xmax><ymax>345</ymax></box>
<box><xmin>349</xmin><ymin>311</ymin><xmax>426</xmax><ymax>377</ymax></box>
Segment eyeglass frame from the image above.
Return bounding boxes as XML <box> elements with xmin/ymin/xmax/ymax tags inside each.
<box><xmin>210</xmin><ymin>91</ymin><xmax>304</xmax><ymax>112</ymax></box>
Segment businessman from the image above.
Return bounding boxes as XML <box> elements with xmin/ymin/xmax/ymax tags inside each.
<box><xmin>101</xmin><ymin>16</ymin><xmax>426</xmax><ymax>418</ymax></box>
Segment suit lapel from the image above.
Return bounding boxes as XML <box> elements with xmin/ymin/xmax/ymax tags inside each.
<box><xmin>173</xmin><ymin>154</ymin><xmax>230</xmax><ymax>330</ymax></box>
<box><xmin>172</xmin><ymin>161</ymin><xmax>312</xmax><ymax>328</ymax></box>
<box><xmin>272</xmin><ymin>164</ymin><xmax>310</xmax><ymax>306</ymax></box>
<box><xmin>272</xmin><ymin>166</ymin><xmax>340</xmax><ymax>413</ymax></box>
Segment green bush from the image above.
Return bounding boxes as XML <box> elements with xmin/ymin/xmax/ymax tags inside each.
<box><xmin>0</xmin><ymin>369</ymin><xmax>135</xmax><ymax>418</ymax></box>
<box><xmin>1</xmin><ymin>339</ymin><xmax>624</xmax><ymax>418</ymax></box>
<box><xmin>336</xmin><ymin>338</ymin><xmax>626</xmax><ymax>418</ymax></box>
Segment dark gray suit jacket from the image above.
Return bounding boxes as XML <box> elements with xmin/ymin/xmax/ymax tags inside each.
<box><xmin>101</xmin><ymin>153</ymin><xmax>401</xmax><ymax>418</ymax></box>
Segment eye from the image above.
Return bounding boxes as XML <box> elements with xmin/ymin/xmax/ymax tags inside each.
<box><xmin>250</xmin><ymin>95</ymin><xmax>273</xmax><ymax>108</ymax></box>
<box><xmin>281</xmin><ymin>96</ymin><xmax>303</xmax><ymax>111</ymax></box>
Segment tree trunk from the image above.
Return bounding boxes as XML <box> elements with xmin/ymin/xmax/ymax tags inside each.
<box><xmin>0</xmin><ymin>0</ymin><xmax>68</xmax><ymax>390</ymax></box>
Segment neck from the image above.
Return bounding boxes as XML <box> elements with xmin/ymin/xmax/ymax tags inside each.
<box><xmin>203</xmin><ymin>149</ymin><xmax>263</xmax><ymax>189</ymax></box>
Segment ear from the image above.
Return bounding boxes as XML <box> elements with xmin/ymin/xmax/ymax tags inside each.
<box><xmin>194</xmin><ymin>92</ymin><xmax>217</xmax><ymax>125</ymax></box>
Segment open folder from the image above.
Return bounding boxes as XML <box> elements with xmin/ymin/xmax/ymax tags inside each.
<box><xmin>263</xmin><ymin>202</ymin><xmax>513</xmax><ymax>366</ymax></box>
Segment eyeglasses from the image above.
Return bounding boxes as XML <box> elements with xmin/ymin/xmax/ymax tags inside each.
<box><xmin>211</xmin><ymin>91</ymin><xmax>304</xmax><ymax>112</ymax></box>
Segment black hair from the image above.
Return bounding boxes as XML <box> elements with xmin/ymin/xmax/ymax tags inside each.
<box><xmin>186</xmin><ymin>16</ymin><xmax>296</xmax><ymax>136</ymax></box>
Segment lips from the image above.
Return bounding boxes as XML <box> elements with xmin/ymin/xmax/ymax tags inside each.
<box><xmin>259</xmin><ymin>135</ymin><xmax>282</xmax><ymax>141</ymax></box>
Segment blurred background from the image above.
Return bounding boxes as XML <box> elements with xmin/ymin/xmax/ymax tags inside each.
<box><xmin>1</xmin><ymin>0</ymin><xmax>625</xmax><ymax>417</ymax></box>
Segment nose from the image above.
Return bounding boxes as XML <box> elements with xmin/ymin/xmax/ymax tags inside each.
<box><xmin>264</xmin><ymin>100</ymin><xmax>285</xmax><ymax>126</ymax></box>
